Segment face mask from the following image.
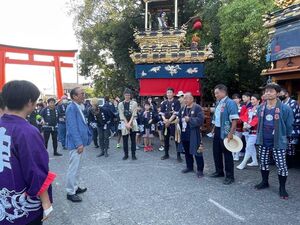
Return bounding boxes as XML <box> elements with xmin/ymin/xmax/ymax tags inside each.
<box><xmin>279</xmin><ymin>95</ymin><xmax>286</xmax><ymax>101</ymax></box>
<box><xmin>62</xmin><ymin>99</ymin><xmax>68</xmax><ymax>104</ymax></box>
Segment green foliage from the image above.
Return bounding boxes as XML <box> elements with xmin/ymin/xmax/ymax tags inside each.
<box><xmin>73</xmin><ymin>0</ymin><xmax>143</xmax><ymax>98</ymax></box>
<box><xmin>72</xmin><ymin>0</ymin><xmax>277</xmax><ymax>103</ymax></box>
<box><xmin>83</xmin><ymin>86</ymin><xmax>95</xmax><ymax>98</ymax></box>
<box><xmin>185</xmin><ymin>0</ymin><xmax>275</xmax><ymax>103</ymax></box>
<box><xmin>218</xmin><ymin>0</ymin><xmax>275</xmax><ymax>68</ymax></box>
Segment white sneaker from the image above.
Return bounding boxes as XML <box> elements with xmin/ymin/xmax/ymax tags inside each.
<box><xmin>159</xmin><ymin>146</ymin><xmax>164</xmax><ymax>151</ymax></box>
<box><xmin>247</xmin><ymin>162</ymin><xmax>258</xmax><ymax>167</ymax></box>
<box><xmin>136</xmin><ymin>146</ymin><xmax>140</xmax><ymax>150</ymax></box>
<box><xmin>236</xmin><ymin>164</ymin><xmax>245</xmax><ymax>170</ymax></box>
<box><xmin>233</xmin><ymin>155</ymin><xmax>239</xmax><ymax>161</ymax></box>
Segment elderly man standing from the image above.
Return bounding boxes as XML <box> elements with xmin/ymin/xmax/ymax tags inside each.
<box><xmin>211</xmin><ymin>84</ymin><xmax>239</xmax><ymax>185</ymax></box>
<box><xmin>66</xmin><ymin>87</ymin><xmax>92</xmax><ymax>202</ymax></box>
<box><xmin>178</xmin><ymin>93</ymin><xmax>205</xmax><ymax>178</ymax></box>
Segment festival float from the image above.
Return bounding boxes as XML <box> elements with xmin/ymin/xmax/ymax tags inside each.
<box><xmin>262</xmin><ymin>0</ymin><xmax>300</xmax><ymax>102</ymax></box>
<box><xmin>130</xmin><ymin>0</ymin><xmax>214</xmax><ymax>97</ymax></box>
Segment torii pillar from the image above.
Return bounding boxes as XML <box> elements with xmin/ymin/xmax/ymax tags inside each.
<box><xmin>0</xmin><ymin>44</ymin><xmax>77</xmax><ymax>98</ymax></box>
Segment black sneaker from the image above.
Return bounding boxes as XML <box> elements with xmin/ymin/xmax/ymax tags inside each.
<box><xmin>254</xmin><ymin>181</ymin><xmax>269</xmax><ymax>190</ymax></box>
<box><xmin>161</xmin><ymin>155</ymin><xmax>169</xmax><ymax>160</ymax></box>
<box><xmin>132</xmin><ymin>155</ymin><xmax>137</xmax><ymax>160</ymax></box>
<box><xmin>54</xmin><ymin>152</ymin><xmax>63</xmax><ymax>156</ymax></box>
<box><xmin>210</xmin><ymin>172</ymin><xmax>224</xmax><ymax>178</ymax></box>
<box><xmin>177</xmin><ymin>156</ymin><xmax>183</xmax><ymax>163</ymax></box>
<box><xmin>67</xmin><ymin>194</ymin><xmax>82</xmax><ymax>202</ymax></box>
<box><xmin>97</xmin><ymin>152</ymin><xmax>104</xmax><ymax>157</ymax></box>
<box><xmin>123</xmin><ymin>155</ymin><xmax>129</xmax><ymax>160</ymax></box>
<box><xmin>279</xmin><ymin>187</ymin><xmax>289</xmax><ymax>200</ymax></box>
<box><xmin>197</xmin><ymin>171</ymin><xmax>204</xmax><ymax>178</ymax></box>
<box><xmin>223</xmin><ymin>178</ymin><xmax>234</xmax><ymax>185</ymax></box>
<box><xmin>181</xmin><ymin>168</ymin><xmax>193</xmax><ymax>173</ymax></box>
<box><xmin>76</xmin><ymin>187</ymin><xmax>87</xmax><ymax>194</ymax></box>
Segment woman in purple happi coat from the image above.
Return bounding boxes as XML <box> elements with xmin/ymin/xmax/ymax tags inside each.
<box><xmin>0</xmin><ymin>80</ymin><xmax>56</xmax><ymax>225</ymax></box>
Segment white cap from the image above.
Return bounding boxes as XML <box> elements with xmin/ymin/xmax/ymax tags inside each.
<box><xmin>176</xmin><ymin>91</ymin><xmax>184</xmax><ymax>97</ymax></box>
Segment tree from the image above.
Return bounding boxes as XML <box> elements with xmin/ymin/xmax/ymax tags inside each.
<box><xmin>71</xmin><ymin>0</ymin><xmax>276</xmax><ymax>102</ymax></box>
<box><xmin>217</xmin><ymin>0</ymin><xmax>277</xmax><ymax>94</ymax></box>
<box><xmin>71</xmin><ymin>0</ymin><xmax>144</xmax><ymax>98</ymax></box>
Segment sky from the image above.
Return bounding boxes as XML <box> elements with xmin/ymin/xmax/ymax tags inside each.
<box><xmin>0</xmin><ymin>0</ymin><xmax>90</xmax><ymax>95</ymax></box>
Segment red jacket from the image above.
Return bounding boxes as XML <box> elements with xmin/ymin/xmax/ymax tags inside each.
<box><xmin>240</xmin><ymin>106</ymin><xmax>258</xmax><ymax>134</ymax></box>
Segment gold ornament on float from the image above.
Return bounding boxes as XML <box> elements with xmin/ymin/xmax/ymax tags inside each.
<box><xmin>275</xmin><ymin>0</ymin><xmax>300</xmax><ymax>8</ymax></box>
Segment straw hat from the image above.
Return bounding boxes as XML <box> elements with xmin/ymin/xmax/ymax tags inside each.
<box><xmin>223</xmin><ymin>135</ymin><xmax>243</xmax><ymax>153</ymax></box>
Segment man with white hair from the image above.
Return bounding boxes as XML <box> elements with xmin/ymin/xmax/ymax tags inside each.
<box><xmin>178</xmin><ymin>92</ymin><xmax>205</xmax><ymax>178</ymax></box>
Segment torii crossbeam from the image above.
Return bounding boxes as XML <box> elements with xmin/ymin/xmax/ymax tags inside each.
<box><xmin>0</xmin><ymin>44</ymin><xmax>77</xmax><ymax>98</ymax></box>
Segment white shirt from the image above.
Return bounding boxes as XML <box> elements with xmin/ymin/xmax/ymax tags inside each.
<box><xmin>74</xmin><ymin>102</ymin><xmax>87</xmax><ymax>124</ymax></box>
<box><xmin>214</xmin><ymin>96</ymin><xmax>228</xmax><ymax>127</ymax></box>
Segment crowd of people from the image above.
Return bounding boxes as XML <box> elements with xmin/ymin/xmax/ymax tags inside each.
<box><xmin>0</xmin><ymin>80</ymin><xmax>299</xmax><ymax>225</ymax></box>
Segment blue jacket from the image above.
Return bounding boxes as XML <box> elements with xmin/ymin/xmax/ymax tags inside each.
<box><xmin>256</xmin><ymin>100</ymin><xmax>293</xmax><ymax>149</ymax></box>
<box><xmin>65</xmin><ymin>102</ymin><xmax>92</xmax><ymax>150</ymax></box>
<box><xmin>178</xmin><ymin>104</ymin><xmax>204</xmax><ymax>156</ymax></box>
<box><xmin>212</xmin><ymin>97</ymin><xmax>239</xmax><ymax>139</ymax></box>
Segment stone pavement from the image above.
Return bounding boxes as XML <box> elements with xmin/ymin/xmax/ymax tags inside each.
<box><xmin>46</xmin><ymin>137</ymin><xmax>300</xmax><ymax>225</ymax></box>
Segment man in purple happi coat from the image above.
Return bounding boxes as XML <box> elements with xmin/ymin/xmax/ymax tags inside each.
<box><xmin>0</xmin><ymin>80</ymin><xmax>56</xmax><ymax>225</ymax></box>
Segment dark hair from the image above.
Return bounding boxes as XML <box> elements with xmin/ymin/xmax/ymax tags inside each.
<box><xmin>70</xmin><ymin>87</ymin><xmax>81</xmax><ymax>100</ymax></box>
<box><xmin>166</xmin><ymin>87</ymin><xmax>174</xmax><ymax>93</ymax></box>
<box><xmin>36</xmin><ymin>103</ymin><xmax>44</xmax><ymax>108</ymax></box>
<box><xmin>47</xmin><ymin>98</ymin><xmax>56</xmax><ymax>104</ymax></box>
<box><xmin>144</xmin><ymin>101</ymin><xmax>150</xmax><ymax>106</ymax></box>
<box><xmin>104</xmin><ymin>96</ymin><xmax>110</xmax><ymax>102</ymax></box>
<box><xmin>280</xmin><ymin>88</ymin><xmax>288</xmax><ymax>94</ymax></box>
<box><xmin>214</xmin><ymin>84</ymin><xmax>228</xmax><ymax>93</ymax></box>
<box><xmin>2</xmin><ymin>80</ymin><xmax>40</xmax><ymax>111</ymax></box>
<box><xmin>123</xmin><ymin>88</ymin><xmax>132</xmax><ymax>95</ymax></box>
<box><xmin>264</xmin><ymin>83</ymin><xmax>281</xmax><ymax>93</ymax></box>
<box><xmin>0</xmin><ymin>92</ymin><xmax>4</xmax><ymax>110</ymax></box>
<box><xmin>242</xmin><ymin>92</ymin><xmax>252</xmax><ymax>97</ymax></box>
<box><xmin>232</xmin><ymin>93</ymin><xmax>241</xmax><ymax>99</ymax></box>
<box><xmin>251</xmin><ymin>94</ymin><xmax>260</xmax><ymax>101</ymax></box>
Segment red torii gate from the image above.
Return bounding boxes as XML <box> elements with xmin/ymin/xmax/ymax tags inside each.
<box><xmin>0</xmin><ymin>44</ymin><xmax>77</xmax><ymax>98</ymax></box>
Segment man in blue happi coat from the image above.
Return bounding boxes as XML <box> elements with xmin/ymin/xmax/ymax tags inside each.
<box><xmin>178</xmin><ymin>92</ymin><xmax>205</xmax><ymax>178</ymax></box>
<box><xmin>255</xmin><ymin>83</ymin><xmax>293</xmax><ymax>200</ymax></box>
<box><xmin>211</xmin><ymin>84</ymin><xmax>239</xmax><ymax>185</ymax></box>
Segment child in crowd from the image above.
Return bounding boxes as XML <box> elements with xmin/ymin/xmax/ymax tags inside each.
<box><xmin>136</xmin><ymin>105</ymin><xmax>143</xmax><ymax>150</ymax></box>
<box><xmin>141</xmin><ymin>102</ymin><xmax>156</xmax><ymax>152</ymax></box>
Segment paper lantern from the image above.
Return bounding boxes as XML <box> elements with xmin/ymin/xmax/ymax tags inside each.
<box><xmin>193</xmin><ymin>20</ymin><xmax>202</xmax><ymax>30</ymax></box>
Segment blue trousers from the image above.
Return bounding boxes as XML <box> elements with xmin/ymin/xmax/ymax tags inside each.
<box><xmin>58</xmin><ymin>123</ymin><xmax>66</xmax><ymax>147</ymax></box>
